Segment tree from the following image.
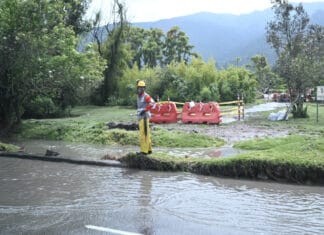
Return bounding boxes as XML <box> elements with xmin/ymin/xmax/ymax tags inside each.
<box><xmin>127</xmin><ymin>27</ymin><xmax>146</xmax><ymax>69</ymax></box>
<box><xmin>266</xmin><ymin>0</ymin><xmax>323</xmax><ymax>117</ymax></box>
<box><xmin>142</xmin><ymin>28</ymin><xmax>165</xmax><ymax>68</ymax></box>
<box><xmin>250</xmin><ymin>54</ymin><xmax>280</xmax><ymax>94</ymax></box>
<box><xmin>92</xmin><ymin>0</ymin><xmax>129</xmax><ymax>105</ymax></box>
<box><xmin>0</xmin><ymin>0</ymin><xmax>104</xmax><ymax>133</ymax></box>
<box><xmin>63</xmin><ymin>0</ymin><xmax>92</xmax><ymax>35</ymax></box>
<box><xmin>303</xmin><ymin>25</ymin><xmax>324</xmax><ymax>87</ymax></box>
<box><xmin>163</xmin><ymin>26</ymin><xmax>196</xmax><ymax>65</ymax></box>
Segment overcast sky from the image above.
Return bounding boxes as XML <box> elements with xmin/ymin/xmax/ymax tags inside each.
<box><xmin>86</xmin><ymin>0</ymin><xmax>324</xmax><ymax>23</ymax></box>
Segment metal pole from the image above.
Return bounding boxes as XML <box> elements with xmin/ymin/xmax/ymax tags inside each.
<box><xmin>317</xmin><ymin>101</ymin><xmax>319</xmax><ymax>123</ymax></box>
<box><xmin>242</xmin><ymin>94</ymin><xmax>245</xmax><ymax>120</ymax></box>
<box><xmin>316</xmin><ymin>88</ymin><xmax>319</xmax><ymax>123</ymax></box>
<box><xmin>237</xmin><ymin>94</ymin><xmax>241</xmax><ymax>121</ymax></box>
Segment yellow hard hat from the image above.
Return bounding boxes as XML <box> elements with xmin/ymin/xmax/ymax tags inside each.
<box><xmin>137</xmin><ymin>80</ymin><xmax>146</xmax><ymax>87</ymax></box>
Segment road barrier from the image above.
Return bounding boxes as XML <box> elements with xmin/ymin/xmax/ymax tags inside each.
<box><xmin>181</xmin><ymin>102</ymin><xmax>221</xmax><ymax>124</ymax></box>
<box><xmin>150</xmin><ymin>96</ymin><xmax>244</xmax><ymax>124</ymax></box>
<box><xmin>150</xmin><ymin>102</ymin><xmax>178</xmax><ymax>123</ymax></box>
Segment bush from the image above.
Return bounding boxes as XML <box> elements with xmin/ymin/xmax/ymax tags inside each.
<box><xmin>23</xmin><ymin>96</ymin><xmax>61</xmax><ymax>118</ymax></box>
<box><xmin>200</xmin><ymin>86</ymin><xmax>212</xmax><ymax>102</ymax></box>
<box><xmin>292</xmin><ymin>104</ymin><xmax>308</xmax><ymax>118</ymax></box>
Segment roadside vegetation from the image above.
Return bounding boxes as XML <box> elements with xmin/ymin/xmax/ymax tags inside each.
<box><xmin>1</xmin><ymin>0</ymin><xmax>322</xmax><ymax>136</ymax></box>
<box><xmin>13</xmin><ymin>106</ymin><xmax>224</xmax><ymax>147</ymax></box>
<box><xmin>0</xmin><ymin>142</ymin><xmax>19</xmax><ymax>152</ymax></box>
<box><xmin>0</xmin><ymin>0</ymin><xmax>323</xmax><ymax>184</ymax></box>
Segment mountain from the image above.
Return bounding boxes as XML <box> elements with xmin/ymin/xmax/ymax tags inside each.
<box><xmin>133</xmin><ymin>2</ymin><xmax>324</xmax><ymax>67</ymax></box>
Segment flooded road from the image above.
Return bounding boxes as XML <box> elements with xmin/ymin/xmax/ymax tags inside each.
<box><xmin>11</xmin><ymin>139</ymin><xmax>245</xmax><ymax>159</ymax></box>
<box><xmin>1</xmin><ymin>157</ymin><xmax>324</xmax><ymax>235</ymax></box>
<box><xmin>1</xmin><ymin>102</ymin><xmax>322</xmax><ymax>234</ymax></box>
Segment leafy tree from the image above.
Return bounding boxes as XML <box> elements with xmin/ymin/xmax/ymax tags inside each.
<box><xmin>142</xmin><ymin>28</ymin><xmax>165</xmax><ymax>68</ymax></box>
<box><xmin>217</xmin><ymin>67</ymin><xmax>256</xmax><ymax>103</ymax></box>
<box><xmin>250</xmin><ymin>54</ymin><xmax>281</xmax><ymax>93</ymax></box>
<box><xmin>92</xmin><ymin>0</ymin><xmax>130</xmax><ymax>105</ymax></box>
<box><xmin>63</xmin><ymin>0</ymin><xmax>92</xmax><ymax>35</ymax></box>
<box><xmin>127</xmin><ymin>27</ymin><xmax>146</xmax><ymax>69</ymax></box>
<box><xmin>163</xmin><ymin>26</ymin><xmax>196</xmax><ymax>65</ymax></box>
<box><xmin>126</xmin><ymin>26</ymin><xmax>195</xmax><ymax>69</ymax></box>
<box><xmin>0</xmin><ymin>0</ymin><xmax>104</xmax><ymax>133</ymax></box>
<box><xmin>303</xmin><ymin>25</ymin><xmax>324</xmax><ymax>87</ymax></box>
<box><xmin>266</xmin><ymin>0</ymin><xmax>323</xmax><ymax>117</ymax></box>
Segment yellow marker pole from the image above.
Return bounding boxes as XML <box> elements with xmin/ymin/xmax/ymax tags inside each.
<box><xmin>242</xmin><ymin>94</ymin><xmax>245</xmax><ymax>120</ymax></box>
<box><xmin>237</xmin><ymin>95</ymin><xmax>241</xmax><ymax>121</ymax></box>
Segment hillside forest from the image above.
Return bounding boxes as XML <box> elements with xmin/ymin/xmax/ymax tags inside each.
<box><xmin>0</xmin><ymin>0</ymin><xmax>323</xmax><ymax>134</ymax></box>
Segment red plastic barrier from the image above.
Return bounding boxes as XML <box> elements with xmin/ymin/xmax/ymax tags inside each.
<box><xmin>150</xmin><ymin>102</ymin><xmax>178</xmax><ymax>123</ymax></box>
<box><xmin>181</xmin><ymin>102</ymin><xmax>222</xmax><ymax>124</ymax></box>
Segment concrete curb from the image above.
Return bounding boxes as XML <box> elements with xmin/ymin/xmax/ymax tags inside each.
<box><xmin>0</xmin><ymin>151</ymin><xmax>125</xmax><ymax>168</ymax></box>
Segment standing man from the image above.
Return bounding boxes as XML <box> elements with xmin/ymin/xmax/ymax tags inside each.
<box><xmin>136</xmin><ymin>80</ymin><xmax>155</xmax><ymax>155</ymax></box>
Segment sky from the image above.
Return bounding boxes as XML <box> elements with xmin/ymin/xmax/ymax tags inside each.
<box><xmin>86</xmin><ymin>0</ymin><xmax>324</xmax><ymax>23</ymax></box>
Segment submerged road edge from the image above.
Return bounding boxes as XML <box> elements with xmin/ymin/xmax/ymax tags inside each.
<box><xmin>0</xmin><ymin>151</ymin><xmax>125</xmax><ymax>168</ymax></box>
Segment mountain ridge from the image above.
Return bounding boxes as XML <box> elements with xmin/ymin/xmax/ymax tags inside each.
<box><xmin>133</xmin><ymin>2</ymin><xmax>324</xmax><ymax>66</ymax></box>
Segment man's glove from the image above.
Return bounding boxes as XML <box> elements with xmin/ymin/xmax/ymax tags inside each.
<box><xmin>138</xmin><ymin>108</ymin><xmax>146</xmax><ymax>115</ymax></box>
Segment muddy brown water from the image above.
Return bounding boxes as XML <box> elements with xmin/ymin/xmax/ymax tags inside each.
<box><xmin>10</xmin><ymin>139</ymin><xmax>246</xmax><ymax>159</ymax></box>
<box><xmin>2</xmin><ymin>102</ymin><xmax>323</xmax><ymax>234</ymax></box>
<box><xmin>1</xmin><ymin>154</ymin><xmax>324</xmax><ymax>234</ymax></box>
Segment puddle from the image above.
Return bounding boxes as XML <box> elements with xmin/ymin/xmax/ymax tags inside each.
<box><xmin>159</xmin><ymin>146</ymin><xmax>246</xmax><ymax>158</ymax></box>
<box><xmin>221</xmin><ymin>102</ymin><xmax>289</xmax><ymax>123</ymax></box>
<box><xmin>245</xmin><ymin>102</ymin><xmax>289</xmax><ymax>113</ymax></box>
<box><xmin>11</xmin><ymin>139</ymin><xmax>245</xmax><ymax>160</ymax></box>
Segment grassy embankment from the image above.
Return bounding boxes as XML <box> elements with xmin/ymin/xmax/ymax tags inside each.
<box><xmin>12</xmin><ymin>105</ymin><xmax>224</xmax><ymax>147</ymax></box>
<box><xmin>5</xmin><ymin>103</ymin><xmax>324</xmax><ymax>184</ymax></box>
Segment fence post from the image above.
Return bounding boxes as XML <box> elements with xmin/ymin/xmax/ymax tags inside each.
<box><xmin>242</xmin><ymin>94</ymin><xmax>245</xmax><ymax>120</ymax></box>
<box><xmin>237</xmin><ymin>94</ymin><xmax>241</xmax><ymax>121</ymax></box>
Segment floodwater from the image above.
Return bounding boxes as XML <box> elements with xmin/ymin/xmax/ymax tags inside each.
<box><xmin>1</xmin><ymin>157</ymin><xmax>324</xmax><ymax>235</ymax></box>
<box><xmin>245</xmin><ymin>102</ymin><xmax>289</xmax><ymax>113</ymax></box>
<box><xmin>11</xmin><ymin>139</ymin><xmax>245</xmax><ymax>159</ymax></box>
<box><xmin>222</xmin><ymin>102</ymin><xmax>289</xmax><ymax>123</ymax></box>
<box><xmin>1</xmin><ymin>102</ymin><xmax>323</xmax><ymax>234</ymax></box>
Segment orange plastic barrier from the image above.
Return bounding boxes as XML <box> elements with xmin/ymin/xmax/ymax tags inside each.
<box><xmin>150</xmin><ymin>102</ymin><xmax>178</xmax><ymax>123</ymax></box>
<box><xmin>181</xmin><ymin>102</ymin><xmax>222</xmax><ymax>124</ymax></box>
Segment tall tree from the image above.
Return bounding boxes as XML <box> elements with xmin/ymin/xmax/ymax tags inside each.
<box><xmin>63</xmin><ymin>0</ymin><xmax>91</xmax><ymax>35</ymax></box>
<box><xmin>142</xmin><ymin>28</ymin><xmax>164</xmax><ymax>68</ymax></box>
<box><xmin>163</xmin><ymin>26</ymin><xmax>196</xmax><ymax>65</ymax></box>
<box><xmin>250</xmin><ymin>54</ymin><xmax>280</xmax><ymax>94</ymax></box>
<box><xmin>127</xmin><ymin>27</ymin><xmax>146</xmax><ymax>69</ymax></box>
<box><xmin>266</xmin><ymin>0</ymin><xmax>323</xmax><ymax>117</ymax></box>
<box><xmin>92</xmin><ymin>0</ymin><xmax>129</xmax><ymax>105</ymax></box>
<box><xmin>303</xmin><ymin>25</ymin><xmax>324</xmax><ymax>87</ymax></box>
<box><xmin>0</xmin><ymin>0</ymin><xmax>104</xmax><ymax>133</ymax></box>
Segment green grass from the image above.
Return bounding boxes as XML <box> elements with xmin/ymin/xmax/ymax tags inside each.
<box><xmin>0</xmin><ymin>142</ymin><xmax>20</xmax><ymax>151</ymax></box>
<box><xmin>244</xmin><ymin>102</ymin><xmax>324</xmax><ymax>134</ymax></box>
<box><xmin>153</xmin><ymin>127</ymin><xmax>224</xmax><ymax>147</ymax></box>
<box><xmin>233</xmin><ymin>135</ymin><xmax>324</xmax><ymax>163</ymax></box>
<box><xmin>231</xmin><ymin>103</ymin><xmax>324</xmax><ymax>167</ymax></box>
<box><xmin>14</xmin><ymin>106</ymin><xmax>223</xmax><ymax>147</ymax></box>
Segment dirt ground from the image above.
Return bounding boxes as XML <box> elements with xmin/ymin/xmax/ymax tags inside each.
<box><xmin>153</xmin><ymin>102</ymin><xmax>295</xmax><ymax>145</ymax></box>
<box><xmin>157</xmin><ymin>120</ymin><xmax>293</xmax><ymax>145</ymax></box>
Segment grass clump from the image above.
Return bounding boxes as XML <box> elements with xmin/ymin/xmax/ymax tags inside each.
<box><xmin>0</xmin><ymin>142</ymin><xmax>20</xmax><ymax>152</ymax></box>
<box><xmin>153</xmin><ymin>127</ymin><xmax>224</xmax><ymax>147</ymax></box>
<box><xmin>121</xmin><ymin>137</ymin><xmax>324</xmax><ymax>185</ymax></box>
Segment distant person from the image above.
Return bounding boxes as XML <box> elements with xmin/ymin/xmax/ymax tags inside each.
<box><xmin>136</xmin><ymin>80</ymin><xmax>155</xmax><ymax>155</ymax></box>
